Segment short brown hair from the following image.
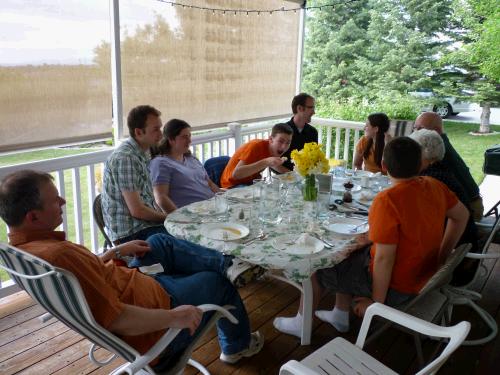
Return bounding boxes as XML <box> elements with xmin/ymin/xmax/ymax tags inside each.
<box><xmin>271</xmin><ymin>123</ymin><xmax>293</xmax><ymax>137</ymax></box>
<box><xmin>383</xmin><ymin>137</ymin><xmax>422</xmax><ymax>178</ymax></box>
<box><xmin>0</xmin><ymin>170</ymin><xmax>53</xmax><ymax>226</ymax></box>
<box><xmin>291</xmin><ymin>93</ymin><xmax>314</xmax><ymax>114</ymax></box>
<box><xmin>127</xmin><ymin>105</ymin><xmax>161</xmax><ymax>139</ymax></box>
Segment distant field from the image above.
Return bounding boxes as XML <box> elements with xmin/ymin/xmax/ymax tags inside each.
<box><xmin>0</xmin><ymin>65</ymin><xmax>112</xmax><ymax>152</ymax></box>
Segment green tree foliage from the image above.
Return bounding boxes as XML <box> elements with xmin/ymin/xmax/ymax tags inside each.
<box><xmin>434</xmin><ymin>0</ymin><xmax>499</xmax><ymax>132</ymax></box>
<box><xmin>302</xmin><ymin>0</ymin><xmax>455</xmax><ymax>119</ymax></box>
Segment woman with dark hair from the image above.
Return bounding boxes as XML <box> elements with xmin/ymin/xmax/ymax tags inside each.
<box><xmin>149</xmin><ymin>119</ymin><xmax>220</xmax><ymax>213</ymax></box>
<box><xmin>353</xmin><ymin>113</ymin><xmax>391</xmax><ymax>173</ymax></box>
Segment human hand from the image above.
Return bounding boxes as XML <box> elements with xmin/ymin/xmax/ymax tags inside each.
<box><xmin>116</xmin><ymin>240</ymin><xmax>151</xmax><ymax>258</ymax></box>
<box><xmin>166</xmin><ymin>305</ymin><xmax>203</xmax><ymax>335</ymax></box>
<box><xmin>345</xmin><ymin>233</ymin><xmax>372</xmax><ymax>255</ymax></box>
<box><xmin>266</xmin><ymin>156</ymin><xmax>286</xmax><ymax>168</ymax></box>
<box><xmin>353</xmin><ymin>296</ymin><xmax>374</xmax><ymax>317</ymax></box>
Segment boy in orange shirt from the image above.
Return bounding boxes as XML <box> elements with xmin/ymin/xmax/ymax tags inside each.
<box><xmin>220</xmin><ymin>123</ymin><xmax>293</xmax><ymax>188</ymax></box>
<box><xmin>274</xmin><ymin>137</ymin><xmax>469</xmax><ymax>337</ymax></box>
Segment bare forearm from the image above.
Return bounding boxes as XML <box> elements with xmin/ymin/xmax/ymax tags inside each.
<box><xmin>232</xmin><ymin>160</ymin><xmax>268</xmax><ymax>180</ymax></box>
<box><xmin>131</xmin><ymin>204</ymin><xmax>167</xmax><ymax>222</ymax></box>
<box><xmin>109</xmin><ymin>305</ymin><xmax>174</xmax><ymax>336</ymax></box>
<box><xmin>274</xmin><ymin>165</ymin><xmax>291</xmax><ymax>174</ymax></box>
<box><xmin>440</xmin><ymin>202</ymin><xmax>469</xmax><ymax>263</ymax></box>
<box><xmin>208</xmin><ymin>179</ymin><xmax>221</xmax><ymax>193</ymax></box>
<box><xmin>155</xmin><ymin>195</ymin><xmax>177</xmax><ymax>214</ymax></box>
<box><xmin>439</xmin><ymin>218</ymin><xmax>468</xmax><ymax>262</ymax></box>
<box><xmin>371</xmin><ymin>245</ymin><xmax>396</xmax><ymax>303</ymax></box>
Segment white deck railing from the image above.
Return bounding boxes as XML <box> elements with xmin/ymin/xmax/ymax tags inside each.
<box><xmin>0</xmin><ymin>117</ymin><xmax>364</xmax><ymax>297</ymax></box>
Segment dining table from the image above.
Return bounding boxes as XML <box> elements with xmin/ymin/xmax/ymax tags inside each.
<box><xmin>164</xmin><ymin>173</ymin><xmax>388</xmax><ymax>345</ymax></box>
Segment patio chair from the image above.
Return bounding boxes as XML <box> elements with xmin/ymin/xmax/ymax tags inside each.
<box><xmin>279</xmin><ymin>303</ymin><xmax>470</xmax><ymax>375</ymax></box>
<box><xmin>441</xmin><ymin>215</ymin><xmax>500</xmax><ymax>345</ymax></box>
<box><xmin>93</xmin><ymin>193</ymin><xmax>113</xmax><ymax>250</ymax></box>
<box><xmin>0</xmin><ymin>242</ymin><xmax>238</xmax><ymax>375</ymax></box>
<box><xmin>365</xmin><ymin>243</ymin><xmax>470</xmax><ymax>364</ymax></box>
<box><xmin>204</xmin><ymin>156</ymin><xmax>230</xmax><ymax>187</ymax></box>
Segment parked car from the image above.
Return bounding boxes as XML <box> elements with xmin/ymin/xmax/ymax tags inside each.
<box><xmin>410</xmin><ymin>89</ymin><xmax>474</xmax><ymax>118</ymax></box>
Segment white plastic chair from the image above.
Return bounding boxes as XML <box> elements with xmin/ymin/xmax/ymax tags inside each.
<box><xmin>441</xmin><ymin>215</ymin><xmax>500</xmax><ymax>345</ymax></box>
<box><xmin>0</xmin><ymin>242</ymin><xmax>238</xmax><ymax>375</ymax></box>
<box><xmin>279</xmin><ymin>303</ymin><xmax>470</xmax><ymax>375</ymax></box>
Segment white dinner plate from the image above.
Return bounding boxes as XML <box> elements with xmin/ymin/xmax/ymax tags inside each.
<box><xmin>327</xmin><ymin>220</ymin><xmax>368</xmax><ymax>236</ymax></box>
<box><xmin>272</xmin><ymin>234</ymin><xmax>324</xmax><ymax>255</ymax></box>
<box><xmin>186</xmin><ymin>200</ymin><xmax>225</xmax><ymax>215</ymax></box>
<box><xmin>200</xmin><ymin>223</ymin><xmax>249</xmax><ymax>241</ymax></box>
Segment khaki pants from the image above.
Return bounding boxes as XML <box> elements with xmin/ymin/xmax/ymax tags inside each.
<box><xmin>469</xmin><ymin>196</ymin><xmax>484</xmax><ymax>222</ymax></box>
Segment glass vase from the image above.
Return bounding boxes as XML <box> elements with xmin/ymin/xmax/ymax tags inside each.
<box><xmin>302</xmin><ymin>174</ymin><xmax>318</xmax><ymax>201</ymax></box>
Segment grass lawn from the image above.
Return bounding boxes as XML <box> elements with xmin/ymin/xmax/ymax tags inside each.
<box><xmin>443</xmin><ymin>121</ymin><xmax>500</xmax><ymax>184</ymax></box>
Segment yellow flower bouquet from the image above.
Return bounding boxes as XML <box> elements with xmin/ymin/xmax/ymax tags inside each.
<box><xmin>291</xmin><ymin>142</ymin><xmax>329</xmax><ymax>201</ymax></box>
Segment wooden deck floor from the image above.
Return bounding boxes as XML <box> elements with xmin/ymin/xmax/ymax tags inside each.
<box><xmin>1</xmin><ymin>243</ymin><xmax>500</xmax><ymax>374</ymax></box>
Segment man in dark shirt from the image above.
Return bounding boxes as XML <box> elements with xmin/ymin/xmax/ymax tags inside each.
<box><xmin>281</xmin><ymin>93</ymin><xmax>319</xmax><ymax>171</ymax></box>
<box><xmin>414</xmin><ymin>112</ymin><xmax>484</xmax><ymax>221</ymax></box>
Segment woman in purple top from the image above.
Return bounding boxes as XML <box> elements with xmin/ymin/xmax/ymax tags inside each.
<box><xmin>150</xmin><ymin>119</ymin><xmax>221</xmax><ymax>212</ymax></box>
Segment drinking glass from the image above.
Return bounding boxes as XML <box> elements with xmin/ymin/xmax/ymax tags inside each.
<box><xmin>214</xmin><ymin>192</ymin><xmax>229</xmax><ymax>221</ymax></box>
<box><xmin>316</xmin><ymin>191</ymin><xmax>331</xmax><ymax>221</ymax></box>
<box><xmin>258</xmin><ymin>182</ymin><xmax>282</xmax><ymax>225</ymax></box>
<box><xmin>252</xmin><ymin>178</ymin><xmax>265</xmax><ymax>202</ymax></box>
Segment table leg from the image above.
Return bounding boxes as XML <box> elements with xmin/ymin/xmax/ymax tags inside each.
<box><xmin>300</xmin><ymin>278</ymin><xmax>313</xmax><ymax>345</ymax></box>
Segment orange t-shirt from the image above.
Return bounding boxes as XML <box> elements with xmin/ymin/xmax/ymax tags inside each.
<box><xmin>9</xmin><ymin>230</ymin><xmax>171</xmax><ymax>355</ymax></box>
<box><xmin>368</xmin><ymin>177</ymin><xmax>458</xmax><ymax>295</ymax></box>
<box><xmin>355</xmin><ymin>136</ymin><xmax>382</xmax><ymax>173</ymax></box>
<box><xmin>220</xmin><ymin>139</ymin><xmax>271</xmax><ymax>188</ymax></box>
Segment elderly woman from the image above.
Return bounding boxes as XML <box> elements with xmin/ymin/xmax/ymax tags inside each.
<box><xmin>149</xmin><ymin>119</ymin><xmax>221</xmax><ymax>213</ymax></box>
<box><xmin>410</xmin><ymin>129</ymin><xmax>479</xmax><ymax>284</ymax></box>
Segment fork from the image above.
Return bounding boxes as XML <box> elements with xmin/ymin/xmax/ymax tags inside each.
<box><xmin>309</xmin><ymin>232</ymin><xmax>333</xmax><ymax>248</ymax></box>
<box><xmin>349</xmin><ymin>221</ymin><xmax>368</xmax><ymax>233</ymax></box>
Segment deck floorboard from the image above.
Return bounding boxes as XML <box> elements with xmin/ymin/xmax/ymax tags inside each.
<box><xmin>1</xmin><ymin>244</ymin><xmax>499</xmax><ymax>374</ymax></box>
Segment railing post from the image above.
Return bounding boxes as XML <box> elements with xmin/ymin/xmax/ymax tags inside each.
<box><xmin>228</xmin><ymin>122</ymin><xmax>242</xmax><ymax>150</ymax></box>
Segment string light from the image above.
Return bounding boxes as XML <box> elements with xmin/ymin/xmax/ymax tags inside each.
<box><xmin>154</xmin><ymin>0</ymin><xmax>360</xmax><ymax>16</ymax></box>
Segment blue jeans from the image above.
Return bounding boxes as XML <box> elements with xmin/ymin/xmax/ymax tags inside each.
<box><xmin>132</xmin><ymin>234</ymin><xmax>251</xmax><ymax>359</ymax></box>
<box><xmin>117</xmin><ymin>225</ymin><xmax>168</xmax><ymax>243</ymax></box>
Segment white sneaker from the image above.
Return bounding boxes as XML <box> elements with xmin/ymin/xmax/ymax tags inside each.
<box><xmin>219</xmin><ymin>331</ymin><xmax>264</xmax><ymax>364</ymax></box>
<box><xmin>226</xmin><ymin>258</ymin><xmax>265</xmax><ymax>288</ymax></box>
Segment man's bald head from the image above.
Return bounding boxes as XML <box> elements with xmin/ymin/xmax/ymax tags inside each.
<box><xmin>414</xmin><ymin>112</ymin><xmax>444</xmax><ymax>134</ymax></box>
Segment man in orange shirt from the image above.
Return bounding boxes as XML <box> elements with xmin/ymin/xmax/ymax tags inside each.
<box><xmin>0</xmin><ymin>170</ymin><xmax>264</xmax><ymax>368</ymax></box>
<box><xmin>220</xmin><ymin>123</ymin><xmax>293</xmax><ymax>188</ymax></box>
<box><xmin>274</xmin><ymin>137</ymin><xmax>469</xmax><ymax>337</ymax></box>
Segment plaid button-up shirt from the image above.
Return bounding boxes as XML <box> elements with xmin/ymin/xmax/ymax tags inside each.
<box><xmin>102</xmin><ymin>138</ymin><xmax>159</xmax><ymax>241</ymax></box>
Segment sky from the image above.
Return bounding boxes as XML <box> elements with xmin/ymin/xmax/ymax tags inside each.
<box><xmin>0</xmin><ymin>0</ymin><xmax>179</xmax><ymax>66</ymax></box>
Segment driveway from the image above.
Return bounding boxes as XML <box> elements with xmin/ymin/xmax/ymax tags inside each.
<box><xmin>447</xmin><ymin>105</ymin><xmax>500</xmax><ymax>125</ymax></box>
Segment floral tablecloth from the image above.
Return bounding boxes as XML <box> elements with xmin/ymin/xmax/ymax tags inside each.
<box><xmin>164</xmin><ymin>185</ymin><xmax>358</xmax><ymax>283</ymax></box>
